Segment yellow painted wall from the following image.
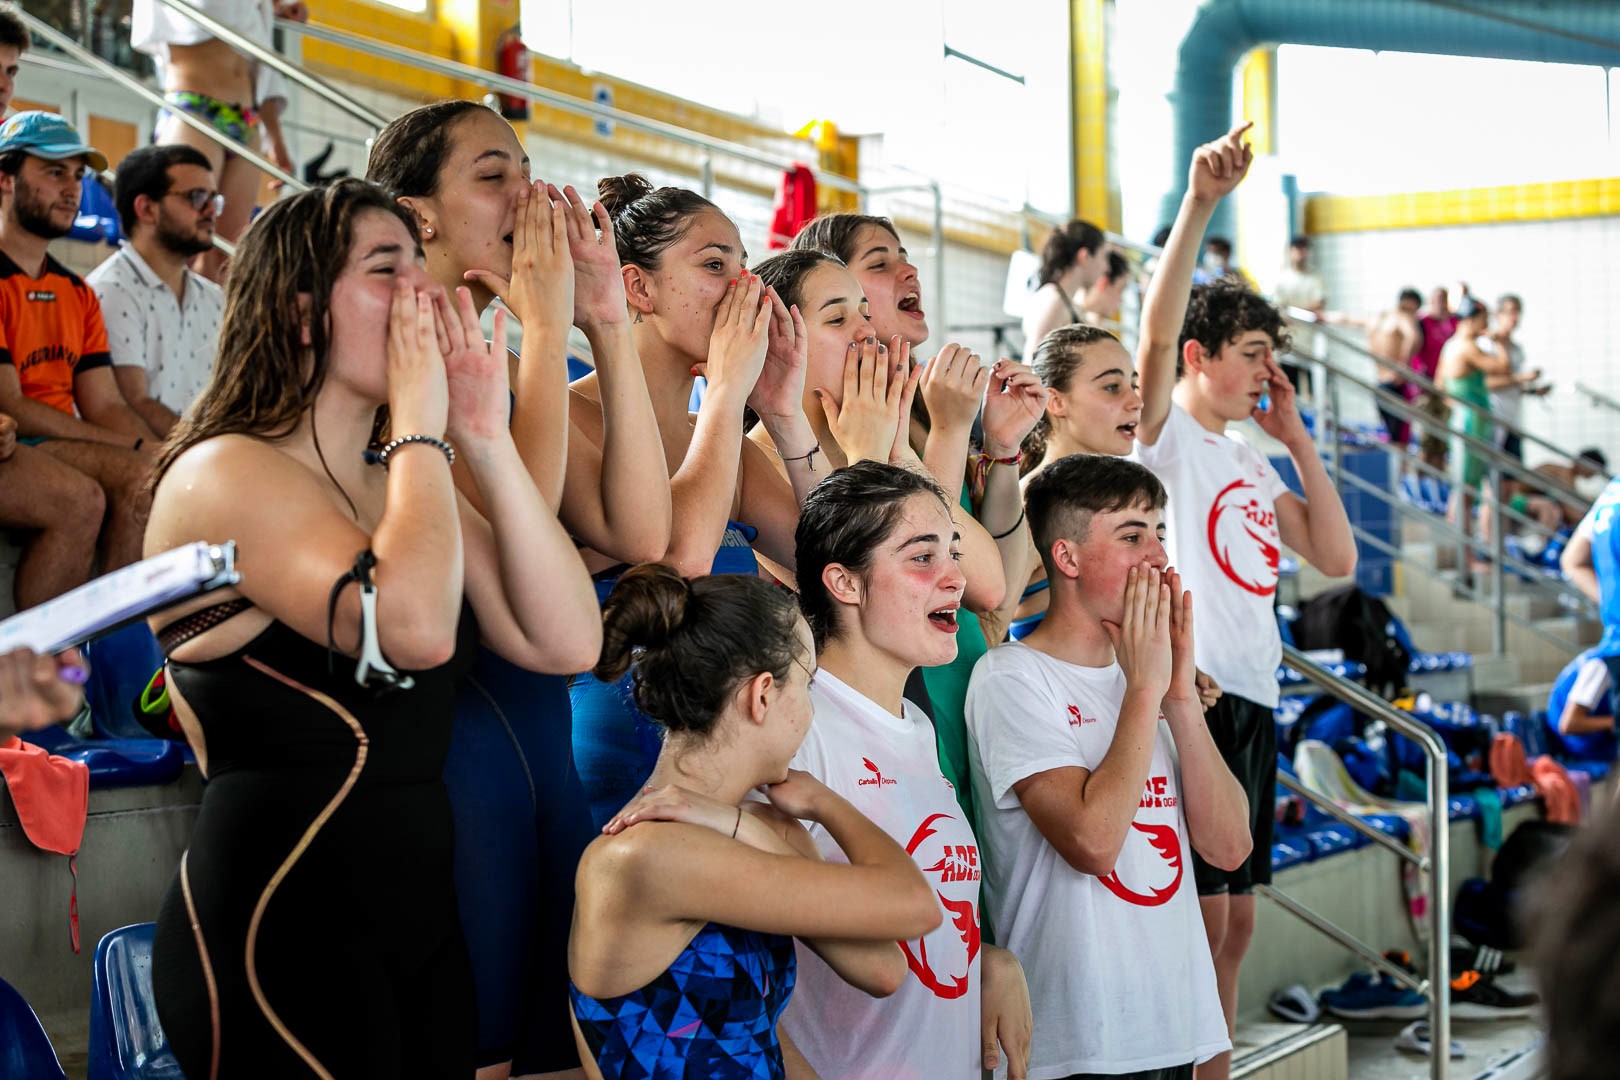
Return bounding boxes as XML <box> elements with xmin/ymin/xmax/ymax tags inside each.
<box><xmin>1306</xmin><ymin>177</ymin><xmax>1620</xmax><ymax>234</ymax></box>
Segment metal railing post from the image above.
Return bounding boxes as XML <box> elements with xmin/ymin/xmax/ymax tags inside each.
<box><xmin>1489</xmin><ymin>462</ymin><xmax>1506</xmax><ymax>654</ymax></box>
<box><xmin>930</xmin><ymin>179</ymin><xmax>946</xmax><ymax>348</ymax></box>
<box><xmin>700</xmin><ymin>155</ymin><xmax>714</xmax><ymax>200</ymax></box>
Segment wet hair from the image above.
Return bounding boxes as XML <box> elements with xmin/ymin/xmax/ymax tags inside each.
<box><xmin>593</xmin><ymin>563</ymin><xmax>803</xmax><ymax>735</ymax></box>
<box><xmin>795</xmin><ymin>461</ymin><xmax>949</xmax><ymax>649</ymax></box>
<box><xmin>1025</xmin><ymin>454</ymin><xmax>1168</xmax><ymax>578</ymax></box>
<box><xmin>0</xmin><ymin>10</ymin><xmax>28</xmax><ymax>51</ymax></box>
<box><xmin>1398</xmin><ymin>287</ymin><xmax>1423</xmax><ymax>307</ymax></box>
<box><xmin>1206</xmin><ymin>236</ymin><xmax>1232</xmax><ymax>258</ymax></box>
<box><xmin>753</xmin><ymin>248</ymin><xmax>845</xmax><ymax>313</ymax></box>
<box><xmin>1534</xmin><ymin>798</ymin><xmax>1620</xmax><ymax>1080</ymax></box>
<box><xmin>365</xmin><ymin>99</ymin><xmax>492</xmax><ymax>200</ymax></box>
<box><xmin>1178</xmin><ymin>279</ymin><xmax>1292</xmax><ymax>376</ymax></box>
<box><xmin>1020</xmin><ymin>324</ymin><xmax>1122</xmax><ymax>475</ymax></box>
<box><xmin>154</xmin><ymin>179</ymin><xmax>420</xmax><ymax>489</ymax></box>
<box><xmin>113</xmin><ymin>144</ymin><xmax>213</xmax><ymax>234</ymax></box>
<box><xmin>1037</xmin><ymin>218</ymin><xmax>1105</xmax><ymax>287</ymax></box>
<box><xmin>1102</xmin><ymin>250</ymin><xmax>1130</xmax><ymax>285</ymax></box>
<box><xmin>597</xmin><ymin>172</ymin><xmax>719</xmax><ymax>271</ymax></box>
<box><xmin>790</xmin><ymin>212</ymin><xmax>901</xmax><ymax>264</ymax></box>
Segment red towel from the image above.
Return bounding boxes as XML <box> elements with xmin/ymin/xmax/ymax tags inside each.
<box><xmin>0</xmin><ymin>736</ymin><xmax>89</xmax><ymax>951</ymax></box>
<box><xmin>1489</xmin><ymin>733</ymin><xmax>1535</xmax><ymax>788</ymax></box>
<box><xmin>1530</xmin><ymin>755</ymin><xmax>1582</xmax><ymax>825</ymax></box>
<box><xmin>767</xmin><ymin>164</ymin><xmax>817</xmax><ymax>250</ymax></box>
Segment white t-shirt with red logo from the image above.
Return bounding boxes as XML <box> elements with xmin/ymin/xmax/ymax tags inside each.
<box><xmin>784</xmin><ymin>669</ymin><xmax>982</xmax><ymax>1080</ymax></box>
<box><xmin>1135</xmin><ymin>402</ymin><xmax>1291</xmax><ymax>707</ymax></box>
<box><xmin>965</xmin><ymin>642</ymin><xmax>1228</xmax><ymax>1079</ymax></box>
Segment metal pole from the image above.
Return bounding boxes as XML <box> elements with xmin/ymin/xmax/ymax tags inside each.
<box><xmin>930</xmin><ymin>180</ymin><xmax>946</xmax><ymax>352</ymax></box>
<box><xmin>1328</xmin><ymin>369</ymin><xmax>1344</xmax><ymax>498</ymax></box>
<box><xmin>1427</xmin><ymin>733</ymin><xmax>1452</xmax><ymax>1080</ymax></box>
<box><xmin>700</xmin><ymin>155</ymin><xmax>714</xmax><ymax>201</ymax></box>
<box><xmin>14</xmin><ymin>10</ymin><xmax>305</xmax><ymax>191</ymax></box>
<box><xmin>151</xmin><ymin>0</ymin><xmax>388</xmax><ymax>131</ymax></box>
<box><xmin>1489</xmin><ymin>462</ymin><xmax>1506</xmax><ymax>654</ymax></box>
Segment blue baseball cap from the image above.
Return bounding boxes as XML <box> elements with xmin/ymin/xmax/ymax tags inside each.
<box><xmin>0</xmin><ymin>111</ymin><xmax>108</xmax><ymax>173</ymax></box>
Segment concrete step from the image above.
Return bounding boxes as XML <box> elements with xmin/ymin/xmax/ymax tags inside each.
<box><xmin>1233</xmin><ymin>1021</ymin><xmax>1347</xmax><ymax>1080</ymax></box>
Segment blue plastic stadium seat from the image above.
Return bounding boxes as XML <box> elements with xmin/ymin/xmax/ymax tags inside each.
<box><xmin>90</xmin><ymin>923</ymin><xmax>183</xmax><ymax>1080</ymax></box>
<box><xmin>1359</xmin><ymin>813</ymin><xmax>1412</xmax><ymax>841</ymax></box>
<box><xmin>1302</xmin><ymin>822</ymin><xmax>1361</xmax><ymax>858</ymax></box>
<box><xmin>1008</xmin><ymin>613</ymin><xmax>1043</xmax><ymax>640</ymax></box>
<box><xmin>0</xmin><ymin>975</ymin><xmax>67</xmax><ymax>1080</ymax></box>
<box><xmin>1276</xmin><ymin>659</ymin><xmax>1366</xmax><ymax>692</ymax></box>
<box><xmin>1498</xmin><ymin>783</ymin><xmax>1539</xmax><ymax>808</ymax></box>
<box><xmin>69</xmin><ymin>175</ymin><xmax>122</xmax><ymax>247</ymax></box>
<box><xmin>85</xmin><ymin>624</ymin><xmax>166</xmax><ymax>741</ymax></box>
<box><xmin>1565</xmin><ymin>758</ymin><xmax>1612</xmax><ymax>784</ymax></box>
<box><xmin>1271</xmin><ymin>834</ymin><xmax>1313</xmax><ymax>871</ymax></box>
<box><xmin>1448</xmin><ymin>794</ymin><xmax>1479</xmax><ymax>820</ymax></box>
<box><xmin>20</xmin><ymin>728</ymin><xmax>184</xmax><ymax>790</ymax></box>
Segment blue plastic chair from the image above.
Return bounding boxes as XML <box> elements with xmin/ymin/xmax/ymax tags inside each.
<box><xmin>85</xmin><ymin>623</ymin><xmax>166</xmax><ymax>741</ymax></box>
<box><xmin>0</xmin><ymin>974</ymin><xmax>68</xmax><ymax>1079</ymax></box>
<box><xmin>89</xmin><ymin>923</ymin><xmax>184</xmax><ymax>1079</ymax></box>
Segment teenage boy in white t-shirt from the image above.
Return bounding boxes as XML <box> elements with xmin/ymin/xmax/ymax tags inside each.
<box><xmin>1135</xmin><ymin>277</ymin><xmax>1357</xmax><ymax>1080</ymax></box>
<box><xmin>967</xmin><ymin>454</ymin><xmax>1251</xmax><ymax>1079</ymax></box>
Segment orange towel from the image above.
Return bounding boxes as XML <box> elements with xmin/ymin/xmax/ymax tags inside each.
<box><xmin>1530</xmin><ymin>755</ymin><xmax>1582</xmax><ymax>825</ymax></box>
<box><xmin>0</xmin><ymin>736</ymin><xmax>89</xmax><ymax>951</ymax></box>
<box><xmin>1489</xmin><ymin>733</ymin><xmax>1535</xmax><ymax>788</ymax></box>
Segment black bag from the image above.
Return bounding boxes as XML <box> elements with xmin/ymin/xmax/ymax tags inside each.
<box><xmin>1454</xmin><ymin>820</ymin><xmax>1576</xmax><ymax>948</ymax></box>
<box><xmin>1292</xmin><ymin>585</ymin><xmax>1412</xmax><ymax>699</ymax></box>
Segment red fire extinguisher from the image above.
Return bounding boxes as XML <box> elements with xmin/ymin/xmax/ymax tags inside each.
<box><xmin>495</xmin><ymin>27</ymin><xmax>530</xmax><ymax>121</ymax></box>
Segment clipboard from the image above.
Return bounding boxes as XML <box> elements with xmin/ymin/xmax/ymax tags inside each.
<box><xmin>0</xmin><ymin>541</ymin><xmax>241</xmax><ymax>655</ymax></box>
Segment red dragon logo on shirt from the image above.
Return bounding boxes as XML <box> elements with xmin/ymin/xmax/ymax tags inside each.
<box><xmin>1206</xmin><ymin>478</ymin><xmax>1280</xmax><ymax>597</ymax></box>
<box><xmin>902</xmin><ymin>813</ymin><xmax>980</xmax><ymax>999</ymax></box>
<box><xmin>1098</xmin><ymin>822</ymin><xmax>1184</xmax><ymax>907</ymax></box>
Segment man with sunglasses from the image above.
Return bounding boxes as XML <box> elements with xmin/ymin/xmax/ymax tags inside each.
<box><xmin>89</xmin><ymin>144</ymin><xmax>225</xmax><ymax>435</ymax></box>
<box><xmin>0</xmin><ymin>112</ymin><xmax>154</xmax><ymax>575</ymax></box>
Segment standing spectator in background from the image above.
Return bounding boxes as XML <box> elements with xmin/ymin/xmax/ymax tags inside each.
<box><xmin>88</xmin><ymin>144</ymin><xmax>225</xmax><ymax>434</ymax></box>
<box><xmin>0</xmin><ymin>10</ymin><xmax>29</xmax><ymax>116</ymax></box>
<box><xmin>1021</xmin><ymin>217</ymin><xmax>1109</xmax><ymax>365</ymax></box>
<box><xmin>1082</xmin><ymin>249</ymin><xmax>1131</xmax><ymax>325</ymax></box>
<box><xmin>1202</xmin><ymin>236</ymin><xmax>1255</xmax><ymax>290</ymax></box>
<box><xmin>1367</xmin><ymin>287</ymin><xmax>1423</xmax><ymax>445</ymax></box>
<box><xmin>1272</xmin><ymin>236</ymin><xmax>1324</xmax><ymax>395</ymax></box>
<box><xmin>1414</xmin><ymin>285</ymin><xmax>1455</xmax><ymax>388</ymax></box>
<box><xmin>1481</xmin><ymin>294</ymin><xmax>1546</xmax><ymax>460</ymax></box>
<box><xmin>0</xmin><ymin>112</ymin><xmax>154</xmax><ymax>574</ymax></box>
<box><xmin>131</xmin><ymin>0</ymin><xmax>310</xmax><ymax>281</ymax></box>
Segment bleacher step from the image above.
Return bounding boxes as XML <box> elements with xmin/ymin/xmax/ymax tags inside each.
<box><xmin>1232</xmin><ymin>1021</ymin><xmax>1347</xmax><ymax>1080</ymax></box>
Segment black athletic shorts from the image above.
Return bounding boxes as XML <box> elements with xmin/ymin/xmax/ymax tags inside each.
<box><xmin>1192</xmin><ymin>692</ymin><xmax>1276</xmax><ymax>895</ymax></box>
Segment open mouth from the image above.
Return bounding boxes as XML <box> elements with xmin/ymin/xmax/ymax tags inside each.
<box><xmin>897</xmin><ymin>292</ymin><xmax>924</xmax><ymax>318</ymax></box>
<box><xmin>1117</xmin><ymin>421</ymin><xmax>1138</xmax><ymax>440</ymax></box>
<box><xmin>927</xmin><ymin>606</ymin><xmax>959</xmax><ymax>632</ymax></box>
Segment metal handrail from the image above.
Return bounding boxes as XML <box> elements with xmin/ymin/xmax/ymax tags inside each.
<box><xmin>12</xmin><ymin>11</ymin><xmax>306</xmax><ymax>193</ymax></box>
<box><xmin>270</xmin><ymin>16</ymin><xmax>948</xmax><ymax>338</ymax></box>
<box><xmin>1288</xmin><ymin>310</ymin><xmax>1593</xmax><ymax>508</ymax></box>
<box><xmin>152</xmin><ymin>0</ymin><xmax>388</xmax><ymax>132</ymax></box>
<box><xmin>1274</xmin><ymin>645</ymin><xmax>1450</xmax><ymax>1080</ymax></box>
<box><xmin>1575</xmin><ymin>380</ymin><xmax>1620</xmax><ymax>418</ymax></box>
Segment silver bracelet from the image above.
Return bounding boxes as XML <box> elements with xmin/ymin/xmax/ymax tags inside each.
<box><xmin>374</xmin><ymin>434</ymin><xmax>455</xmax><ymax>470</ymax></box>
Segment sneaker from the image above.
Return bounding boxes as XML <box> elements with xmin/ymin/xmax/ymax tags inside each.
<box><xmin>1452</xmin><ymin>942</ymin><xmax>1516</xmax><ymax>978</ymax></box>
<box><xmin>1321</xmin><ymin>972</ymin><xmax>1429</xmax><ymax>1021</ymax></box>
<box><xmin>1450</xmin><ymin>970</ymin><xmax>1539</xmax><ymax>1020</ymax></box>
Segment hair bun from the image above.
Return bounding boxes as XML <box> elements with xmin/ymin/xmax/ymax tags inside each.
<box><xmin>598</xmin><ymin>172</ymin><xmax>655</xmax><ymax>217</ymax></box>
<box><xmin>593</xmin><ymin>563</ymin><xmax>691</xmax><ymax>682</ymax></box>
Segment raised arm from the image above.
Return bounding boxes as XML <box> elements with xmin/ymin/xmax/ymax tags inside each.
<box><xmin>1013</xmin><ymin>565</ymin><xmax>1171</xmax><ymax>875</ymax></box>
<box><xmin>1562</xmin><ymin>524</ymin><xmax>1601</xmax><ymax>603</ymax></box>
<box><xmin>440</xmin><ymin>288</ymin><xmax>600</xmax><ymax>674</ymax></box>
<box><xmin>1138</xmin><ymin>123</ymin><xmax>1254</xmax><ymax>445</ymax></box>
<box><xmin>918</xmin><ymin>345</ymin><xmax>1007</xmax><ymax>613</ymax></box>
<box><xmin>1260</xmin><ymin>356</ymin><xmax>1358</xmax><ymax>577</ymax></box>
<box><xmin>975</xmin><ymin>359</ymin><xmax>1046</xmax><ymax>641</ymax></box>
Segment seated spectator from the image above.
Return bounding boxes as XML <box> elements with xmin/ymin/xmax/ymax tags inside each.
<box><xmin>87</xmin><ymin>145</ymin><xmax>225</xmax><ymax>434</ymax></box>
<box><xmin>0</xmin><ymin>112</ymin><xmax>155</xmax><ymax>573</ymax></box>
<box><xmin>1563</xmin><ymin>477</ymin><xmax>1620</xmax><ymax>739</ymax></box>
<box><xmin>967</xmin><ymin>454</ymin><xmax>1250</xmax><ymax>1079</ymax></box>
<box><xmin>1546</xmin><ymin>647</ymin><xmax>1617</xmax><ymax>762</ymax></box>
<box><xmin>1021</xmin><ymin>217</ymin><xmax>1109</xmax><ymax>365</ymax></box>
<box><xmin>0</xmin><ymin>406</ymin><xmax>104</xmax><ymax>608</ymax></box>
<box><xmin>0</xmin><ymin>9</ymin><xmax>28</xmax><ymax>116</ymax></box>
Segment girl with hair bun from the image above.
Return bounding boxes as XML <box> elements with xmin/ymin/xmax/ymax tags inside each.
<box><xmin>369</xmin><ymin>102</ymin><xmax>670</xmax><ymax>1080</ymax></box>
<box><xmin>570</xmin><ymin>563</ymin><xmax>940</xmax><ymax>1079</ymax></box>
<box><xmin>569</xmin><ymin>173</ymin><xmax>825</xmax><ymax>828</ymax></box>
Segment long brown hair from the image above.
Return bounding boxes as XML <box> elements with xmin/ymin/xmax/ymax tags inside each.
<box><xmin>1021</xmin><ymin>324</ymin><xmax>1121</xmax><ymax>475</ymax></box>
<box><xmin>154</xmin><ymin>180</ymin><xmax>420</xmax><ymax>489</ymax></box>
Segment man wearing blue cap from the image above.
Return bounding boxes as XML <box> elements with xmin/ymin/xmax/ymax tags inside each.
<box><xmin>0</xmin><ymin>111</ymin><xmax>156</xmax><ymax>573</ymax></box>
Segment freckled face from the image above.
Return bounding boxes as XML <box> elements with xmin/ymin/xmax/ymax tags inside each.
<box><xmin>846</xmin><ymin>224</ymin><xmax>926</xmax><ymax>347</ymax></box>
<box><xmin>796</xmin><ymin>262</ymin><xmax>875</xmax><ymax>409</ymax></box>
<box><xmin>645</xmin><ymin>209</ymin><xmax>746</xmax><ymax>366</ymax></box>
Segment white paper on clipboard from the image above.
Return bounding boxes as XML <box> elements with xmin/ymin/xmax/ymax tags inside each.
<box><xmin>0</xmin><ymin>541</ymin><xmax>241</xmax><ymax>655</ymax></box>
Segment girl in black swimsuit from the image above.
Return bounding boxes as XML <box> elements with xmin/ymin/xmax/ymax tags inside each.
<box><xmin>143</xmin><ymin>179</ymin><xmax>602</xmax><ymax>1079</ymax></box>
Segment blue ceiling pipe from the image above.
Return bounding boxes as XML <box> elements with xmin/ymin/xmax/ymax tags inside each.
<box><xmin>1163</xmin><ymin>0</ymin><xmax>1620</xmax><ymax>237</ymax></box>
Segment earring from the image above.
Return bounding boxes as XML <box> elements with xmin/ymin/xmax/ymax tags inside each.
<box><xmin>633</xmin><ymin>311</ymin><xmax>643</xmax><ymax>324</ymax></box>
<box><xmin>423</xmin><ymin>225</ymin><xmax>434</xmax><ymax>238</ymax></box>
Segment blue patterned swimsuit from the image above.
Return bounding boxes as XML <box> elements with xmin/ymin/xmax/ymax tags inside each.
<box><xmin>571</xmin><ymin>921</ymin><xmax>796</xmax><ymax>1079</ymax></box>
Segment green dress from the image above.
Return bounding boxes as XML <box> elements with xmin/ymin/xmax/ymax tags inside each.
<box><xmin>921</xmin><ymin>485</ymin><xmax>990</xmax><ymax>833</ymax></box>
<box><xmin>1445</xmin><ymin>368</ymin><xmax>1492</xmax><ymax>490</ymax></box>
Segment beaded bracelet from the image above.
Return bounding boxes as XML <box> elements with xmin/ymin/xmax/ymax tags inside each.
<box><xmin>373</xmin><ymin>434</ymin><xmax>456</xmax><ymax>470</ymax></box>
